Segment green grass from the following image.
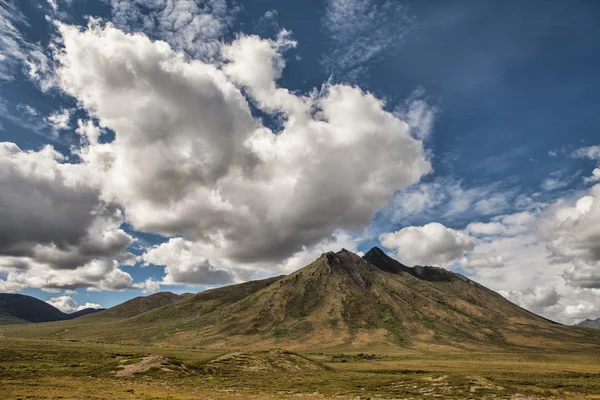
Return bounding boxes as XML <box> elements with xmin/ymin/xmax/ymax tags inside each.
<box><xmin>2</xmin><ymin>337</ymin><xmax>600</xmax><ymax>399</ymax></box>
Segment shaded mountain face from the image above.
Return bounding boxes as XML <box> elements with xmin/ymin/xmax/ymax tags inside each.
<box><xmin>69</xmin><ymin>308</ymin><xmax>105</xmax><ymax>319</ymax></box>
<box><xmin>2</xmin><ymin>249</ymin><xmax>599</xmax><ymax>351</ymax></box>
<box><xmin>0</xmin><ymin>294</ymin><xmax>70</xmax><ymax>324</ymax></box>
<box><xmin>575</xmin><ymin>318</ymin><xmax>600</xmax><ymax>329</ymax></box>
<box><xmin>0</xmin><ymin>294</ymin><xmax>105</xmax><ymax>325</ymax></box>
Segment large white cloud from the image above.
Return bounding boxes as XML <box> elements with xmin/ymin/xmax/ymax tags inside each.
<box><xmin>0</xmin><ymin>142</ymin><xmax>134</xmax><ymax>292</ymax></box>
<box><xmin>380</xmin><ymin>222</ymin><xmax>474</xmax><ymax>266</ymax></box>
<box><xmin>46</xmin><ymin>295</ymin><xmax>103</xmax><ymax>313</ymax></box>
<box><xmin>0</xmin><ymin>259</ymin><xmax>133</xmax><ymax>292</ymax></box>
<box><xmin>541</xmin><ymin>184</ymin><xmax>600</xmax><ymax>267</ymax></box>
<box><xmin>52</xmin><ymin>21</ymin><xmax>431</xmax><ymax>283</ymax></box>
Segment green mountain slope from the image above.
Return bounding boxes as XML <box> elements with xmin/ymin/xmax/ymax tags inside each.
<box><xmin>101</xmin><ymin>292</ymin><xmax>181</xmax><ymax>318</ymax></box>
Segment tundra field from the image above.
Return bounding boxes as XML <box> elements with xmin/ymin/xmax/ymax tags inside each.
<box><xmin>1</xmin><ymin>337</ymin><xmax>600</xmax><ymax>400</ymax></box>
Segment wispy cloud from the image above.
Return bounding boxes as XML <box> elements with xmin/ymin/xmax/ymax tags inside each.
<box><xmin>321</xmin><ymin>0</ymin><xmax>414</xmax><ymax>79</ymax></box>
<box><xmin>109</xmin><ymin>0</ymin><xmax>239</xmax><ymax>61</ymax></box>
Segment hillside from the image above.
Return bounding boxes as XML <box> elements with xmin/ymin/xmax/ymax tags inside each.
<box><xmin>2</xmin><ymin>249</ymin><xmax>599</xmax><ymax>351</ymax></box>
<box><xmin>100</xmin><ymin>292</ymin><xmax>181</xmax><ymax>318</ymax></box>
<box><xmin>575</xmin><ymin>318</ymin><xmax>600</xmax><ymax>329</ymax></box>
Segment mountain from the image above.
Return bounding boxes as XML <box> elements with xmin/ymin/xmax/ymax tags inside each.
<box><xmin>2</xmin><ymin>249</ymin><xmax>599</xmax><ymax>351</ymax></box>
<box><xmin>575</xmin><ymin>318</ymin><xmax>600</xmax><ymax>329</ymax></box>
<box><xmin>0</xmin><ymin>293</ymin><xmax>106</xmax><ymax>325</ymax></box>
<box><xmin>0</xmin><ymin>293</ymin><xmax>69</xmax><ymax>324</ymax></box>
<box><xmin>100</xmin><ymin>292</ymin><xmax>181</xmax><ymax>318</ymax></box>
<box><xmin>69</xmin><ymin>308</ymin><xmax>105</xmax><ymax>319</ymax></box>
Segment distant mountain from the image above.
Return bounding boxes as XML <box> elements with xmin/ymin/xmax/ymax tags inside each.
<box><xmin>5</xmin><ymin>248</ymin><xmax>598</xmax><ymax>352</ymax></box>
<box><xmin>69</xmin><ymin>307</ymin><xmax>105</xmax><ymax>319</ymax></box>
<box><xmin>100</xmin><ymin>292</ymin><xmax>181</xmax><ymax>318</ymax></box>
<box><xmin>575</xmin><ymin>318</ymin><xmax>600</xmax><ymax>329</ymax></box>
<box><xmin>0</xmin><ymin>293</ymin><xmax>70</xmax><ymax>324</ymax></box>
<box><xmin>0</xmin><ymin>293</ymin><xmax>106</xmax><ymax>325</ymax></box>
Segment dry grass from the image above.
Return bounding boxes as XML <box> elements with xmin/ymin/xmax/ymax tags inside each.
<box><xmin>2</xmin><ymin>337</ymin><xmax>600</xmax><ymax>399</ymax></box>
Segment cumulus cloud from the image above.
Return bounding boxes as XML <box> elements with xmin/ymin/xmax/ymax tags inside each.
<box><xmin>51</xmin><ymin>21</ymin><xmax>430</xmax><ymax>281</ymax></box>
<box><xmin>561</xmin><ymin>262</ymin><xmax>600</xmax><ymax>289</ymax></box>
<box><xmin>46</xmin><ymin>108</ymin><xmax>71</xmax><ymax>131</ymax></box>
<box><xmin>321</xmin><ymin>0</ymin><xmax>413</xmax><ymax>78</ymax></box>
<box><xmin>380</xmin><ymin>222</ymin><xmax>474</xmax><ymax>266</ymax></box>
<box><xmin>142</xmin><ymin>238</ymin><xmax>235</xmax><ymax>285</ymax></box>
<box><xmin>46</xmin><ymin>295</ymin><xmax>103</xmax><ymax>313</ymax></box>
<box><xmin>0</xmin><ymin>142</ymin><xmax>134</xmax><ymax>291</ymax></box>
<box><xmin>459</xmin><ymin>254</ymin><xmax>504</xmax><ymax>269</ymax></box>
<box><xmin>109</xmin><ymin>0</ymin><xmax>238</xmax><ymax>61</ymax></box>
<box><xmin>500</xmin><ymin>286</ymin><xmax>560</xmax><ymax>316</ymax></box>
<box><xmin>584</xmin><ymin>168</ymin><xmax>600</xmax><ymax>184</ymax></box>
<box><xmin>541</xmin><ymin>184</ymin><xmax>600</xmax><ymax>266</ymax></box>
<box><xmin>0</xmin><ymin>259</ymin><xmax>132</xmax><ymax>292</ymax></box>
<box><xmin>572</xmin><ymin>145</ymin><xmax>600</xmax><ymax>160</ymax></box>
<box><xmin>133</xmin><ymin>278</ymin><xmax>161</xmax><ymax>294</ymax></box>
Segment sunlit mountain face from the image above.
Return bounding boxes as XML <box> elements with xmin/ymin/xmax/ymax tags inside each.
<box><xmin>1</xmin><ymin>0</ymin><xmax>600</xmax><ymax>325</ymax></box>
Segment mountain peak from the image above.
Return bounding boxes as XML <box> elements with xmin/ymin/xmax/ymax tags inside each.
<box><xmin>363</xmin><ymin>247</ymin><xmax>412</xmax><ymax>274</ymax></box>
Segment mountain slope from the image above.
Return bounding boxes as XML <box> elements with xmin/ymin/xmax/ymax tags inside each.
<box><xmin>2</xmin><ymin>249</ymin><xmax>599</xmax><ymax>351</ymax></box>
<box><xmin>575</xmin><ymin>318</ymin><xmax>600</xmax><ymax>329</ymax></box>
<box><xmin>0</xmin><ymin>294</ymin><xmax>70</xmax><ymax>324</ymax></box>
<box><xmin>100</xmin><ymin>292</ymin><xmax>181</xmax><ymax>318</ymax></box>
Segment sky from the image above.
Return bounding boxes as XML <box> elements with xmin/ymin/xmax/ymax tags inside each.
<box><xmin>1</xmin><ymin>0</ymin><xmax>600</xmax><ymax>324</ymax></box>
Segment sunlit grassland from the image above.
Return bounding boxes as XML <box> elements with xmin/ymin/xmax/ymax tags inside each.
<box><xmin>1</xmin><ymin>338</ymin><xmax>600</xmax><ymax>399</ymax></box>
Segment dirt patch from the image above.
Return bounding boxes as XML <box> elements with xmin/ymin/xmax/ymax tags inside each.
<box><xmin>115</xmin><ymin>355</ymin><xmax>175</xmax><ymax>377</ymax></box>
<box><xmin>204</xmin><ymin>350</ymin><xmax>329</xmax><ymax>374</ymax></box>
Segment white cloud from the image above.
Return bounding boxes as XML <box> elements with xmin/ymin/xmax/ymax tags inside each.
<box><xmin>46</xmin><ymin>295</ymin><xmax>103</xmax><ymax>313</ymax></box>
<box><xmin>459</xmin><ymin>254</ymin><xmax>504</xmax><ymax>269</ymax></box>
<box><xmin>394</xmin><ymin>88</ymin><xmax>437</xmax><ymax>140</ymax></box>
<box><xmin>322</xmin><ymin>0</ymin><xmax>413</xmax><ymax>77</ymax></box>
<box><xmin>46</xmin><ymin>108</ymin><xmax>71</xmax><ymax>131</ymax></box>
<box><xmin>541</xmin><ymin>184</ymin><xmax>600</xmax><ymax>266</ymax></box>
<box><xmin>0</xmin><ymin>142</ymin><xmax>133</xmax><ymax>291</ymax></box>
<box><xmin>0</xmin><ymin>259</ymin><xmax>133</xmax><ymax>293</ymax></box>
<box><xmin>561</xmin><ymin>262</ymin><xmax>600</xmax><ymax>289</ymax></box>
<box><xmin>500</xmin><ymin>286</ymin><xmax>560</xmax><ymax>316</ymax></box>
<box><xmin>572</xmin><ymin>145</ymin><xmax>600</xmax><ymax>160</ymax></box>
<box><xmin>52</xmin><ymin>21</ymin><xmax>430</xmax><ymax>281</ymax></box>
<box><xmin>584</xmin><ymin>168</ymin><xmax>600</xmax><ymax>184</ymax></box>
<box><xmin>380</xmin><ymin>222</ymin><xmax>474</xmax><ymax>266</ymax></box>
<box><xmin>133</xmin><ymin>278</ymin><xmax>161</xmax><ymax>294</ymax></box>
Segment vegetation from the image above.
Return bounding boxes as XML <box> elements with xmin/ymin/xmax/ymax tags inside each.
<box><xmin>1</xmin><ymin>337</ymin><xmax>600</xmax><ymax>399</ymax></box>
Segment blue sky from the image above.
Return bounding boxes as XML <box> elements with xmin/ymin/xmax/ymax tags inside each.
<box><xmin>1</xmin><ymin>0</ymin><xmax>600</xmax><ymax>323</ymax></box>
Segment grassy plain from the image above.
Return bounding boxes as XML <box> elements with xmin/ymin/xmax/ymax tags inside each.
<box><xmin>1</xmin><ymin>337</ymin><xmax>600</xmax><ymax>400</ymax></box>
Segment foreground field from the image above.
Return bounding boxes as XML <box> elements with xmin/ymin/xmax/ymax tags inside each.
<box><xmin>1</xmin><ymin>338</ymin><xmax>600</xmax><ymax>399</ymax></box>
